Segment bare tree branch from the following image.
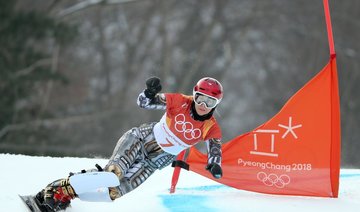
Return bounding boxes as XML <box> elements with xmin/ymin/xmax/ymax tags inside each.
<box><xmin>57</xmin><ymin>0</ymin><xmax>141</xmax><ymax>18</ymax></box>
<box><xmin>0</xmin><ymin>109</ymin><xmax>118</xmax><ymax>139</ymax></box>
<box><xmin>12</xmin><ymin>58</ymin><xmax>53</xmax><ymax>79</ymax></box>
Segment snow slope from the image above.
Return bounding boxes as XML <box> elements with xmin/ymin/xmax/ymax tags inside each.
<box><xmin>1</xmin><ymin>154</ymin><xmax>359</xmax><ymax>212</ymax></box>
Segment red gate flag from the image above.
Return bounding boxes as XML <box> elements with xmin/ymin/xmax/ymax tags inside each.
<box><xmin>187</xmin><ymin>57</ymin><xmax>341</xmax><ymax>197</ymax></box>
<box><xmin>169</xmin><ymin>0</ymin><xmax>340</xmax><ymax>197</ymax></box>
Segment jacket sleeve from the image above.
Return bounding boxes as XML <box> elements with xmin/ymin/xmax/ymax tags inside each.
<box><xmin>137</xmin><ymin>91</ymin><xmax>166</xmax><ymax>110</ymax></box>
<box><xmin>206</xmin><ymin>138</ymin><xmax>222</xmax><ymax>166</ymax></box>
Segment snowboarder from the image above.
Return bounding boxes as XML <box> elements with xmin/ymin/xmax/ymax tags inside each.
<box><xmin>34</xmin><ymin>76</ymin><xmax>224</xmax><ymax>211</ymax></box>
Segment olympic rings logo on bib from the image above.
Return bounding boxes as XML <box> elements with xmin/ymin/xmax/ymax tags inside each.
<box><xmin>174</xmin><ymin>114</ymin><xmax>201</xmax><ymax>140</ymax></box>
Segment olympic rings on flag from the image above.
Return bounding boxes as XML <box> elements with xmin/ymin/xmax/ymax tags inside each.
<box><xmin>257</xmin><ymin>172</ymin><xmax>291</xmax><ymax>188</ymax></box>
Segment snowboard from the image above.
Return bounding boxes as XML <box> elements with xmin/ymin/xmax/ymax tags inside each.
<box><xmin>19</xmin><ymin>195</ymin><xmax>45</xmax><ymax>212</ymax></box>
<box><xmin>19</xmin><ymin>171</ymin><xmax>120</xmax><ymax>211</ymax></box>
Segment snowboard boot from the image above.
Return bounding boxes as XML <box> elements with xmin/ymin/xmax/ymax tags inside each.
<box><xmin>36</xmin><ymin>178</ymin><xmax>76</xmax><ymax>211</ymax></box>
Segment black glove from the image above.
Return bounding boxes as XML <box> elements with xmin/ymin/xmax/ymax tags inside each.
<box><xmin>144</xmin><ymin>76</ymin><xmax>162</xmax><ymax>99</ymax></box>
<box><xmin>206</xmin><ymin>163</ymin><xmax>223</xmax><ymax>179</ymax></box>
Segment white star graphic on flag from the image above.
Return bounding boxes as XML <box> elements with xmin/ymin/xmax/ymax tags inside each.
<box><xmin>278</xmin><ymin>117</ymin><xmax>302</xmax><ymax>139</ymax></box>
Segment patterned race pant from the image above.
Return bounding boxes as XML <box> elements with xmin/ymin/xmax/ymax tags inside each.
<box><xmin>104</xmin><ymin>123</ymin><xmax>175</xmax><ymax>199</ymax></box>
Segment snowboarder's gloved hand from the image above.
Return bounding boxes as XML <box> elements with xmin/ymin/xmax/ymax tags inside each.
<box><xmin>206</xmin><ymin>163</ymin><xmax>223</xmax><ymax>179</ymax></box>
<box><xmin>144</xmin><ymin>76</ymin><xmax>162</xmax><ymax>99</ymax></box>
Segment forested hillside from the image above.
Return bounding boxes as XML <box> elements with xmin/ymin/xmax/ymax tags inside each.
<box><xmin>0</xmin><ymin>0</ymin><xmax>359</xmax><ymax>167</ymax></box>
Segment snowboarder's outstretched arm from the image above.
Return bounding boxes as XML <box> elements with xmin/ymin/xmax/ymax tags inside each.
<box><xmin>137</xmin><ymin>76</ymin><xmax>166</xmax><ymax>110</ymax></box>
<box><xmin>206</xmin><ymin>138</ymin><xmax>223</xmax><ymax>179</ymax></box>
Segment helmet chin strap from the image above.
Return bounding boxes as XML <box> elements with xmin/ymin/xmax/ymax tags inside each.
<box><xmin>190</xmin><ymin>101</ymin><xmax>215</xmax><ymax>121</ymax></box>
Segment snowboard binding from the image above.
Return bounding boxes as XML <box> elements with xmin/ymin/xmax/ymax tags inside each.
<box><xmin>33</xmin><ymin>178</ymin><xmax>75</xmax><ymax>211</ymax></box>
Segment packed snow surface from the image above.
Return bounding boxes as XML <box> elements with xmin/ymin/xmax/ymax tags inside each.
<box><xmin>1</xmin><ymin>154</ymin><xmax>359</xmax><ymax>212</ymax></box>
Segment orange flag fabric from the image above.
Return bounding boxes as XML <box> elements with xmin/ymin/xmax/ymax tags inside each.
<box><xmin>187</xmin><ymin>57</ymin><xmax>341</xmax><ymax>197</ymax></box>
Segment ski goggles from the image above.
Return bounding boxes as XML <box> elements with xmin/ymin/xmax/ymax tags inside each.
<box><xmin>193</xmin><ymin>92</ymin><xmax>220</xmax><ymax>109</ymax></box>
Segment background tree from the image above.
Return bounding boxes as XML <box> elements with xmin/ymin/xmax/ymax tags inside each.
<box><xmin>0</xmin><ymin>1</ymin><xmax>76</xmax><ymax>155</ymax></box>
<box><xmin>0</xmin><ymin>0</ymin><xmax>359</xmax><ymax>167</ymax></box>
